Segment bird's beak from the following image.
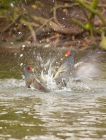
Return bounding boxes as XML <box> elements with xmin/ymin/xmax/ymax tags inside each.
<box><xmin>65</xmin><ymin>53</ymin><xmax>68</xmax><ymax>57</ymax></box>
<box><xmin>27</xmin><ymin>66</ymin><xmax>34</xmax><ymax>73</ymax></box>
<box><xmin>65</xmin><ymin>50</ymin><xmax>71</xmax><ymax>57</ymax></box>
<box><xmin>31</xmin><ymin>68</ymin><xmax>34</xmax><ymax>73</ymax></box>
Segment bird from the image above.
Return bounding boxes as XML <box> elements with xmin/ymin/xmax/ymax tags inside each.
<box><xmin>53</xmin><ymin>49</ymin><xmax>100</xmax><ymax>87</ymax></box>
<box><xmin>54</xmin><ymin>50</ymin><xmax>76</xmax><ymax>87</ymax></box>
<box><xmin>23</xmin><ymin>65</ymin><xmax>49</xmax><ymax>92</ymax></box>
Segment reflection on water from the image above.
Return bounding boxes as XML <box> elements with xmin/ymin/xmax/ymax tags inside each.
<box><xmin>0</xmin><ymin>50</ymin><xmax>106</xmax><ymax>140</ymax></box>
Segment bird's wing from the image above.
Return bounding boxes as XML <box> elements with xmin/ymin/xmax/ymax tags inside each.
<box><xmin>54</xmin><ymin>63</ymin><xmax>67</xmax><ymax>80</ymax></box>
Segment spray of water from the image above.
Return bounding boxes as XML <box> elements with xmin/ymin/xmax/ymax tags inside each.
<box><xmin>74</xmin><ymin>62</ymin><xmax>100</xmax><ymax>80</ymax></box>
<box><xmin>19</xmin><ymin>46</ymin><xmax>101</xmax><ymax>92</ymax></box>
<box><xmin>41</xmin><ymin>59</ymin><xmax>57</xmax><ymax>90</ymax></box>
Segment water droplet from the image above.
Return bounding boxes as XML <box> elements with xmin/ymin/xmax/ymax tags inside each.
<box><xmin>22</xmin><ymin>44</ymin><xmax>26</xmax><ymax>48</ymax></box>
<box><xmin>18</xmin><ymin>32</ymin><xmax>22</xmax><ymax>35</ymax></box>
<box><xmin>20</xmin><ymin>63</ymin><xmax>23</xmax><ymax>66</ymax></box>
<box><xmin>10</xmin><ymin>42</ymin><xmax>14</xmax><ymax>45</ymax></box>
<box><xmin>20</xmin><ymin>54</ymin><xmax>23</xmax><ymax>57</ymax></box>
<box><xmin>10</xmin><ymin>3</ymin><xmax>14</xmax><ymax>7</ymax></box>
<box><xmin>44</xmin><ymin>44</ymin><xmax>50</xmax><ymax>48</ymax></box>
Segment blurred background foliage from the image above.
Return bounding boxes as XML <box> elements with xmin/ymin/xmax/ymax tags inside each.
<box><xmin>0</xmin><ymin>0</ymin><xmax>106</xmax><ymax>50</ymax></box>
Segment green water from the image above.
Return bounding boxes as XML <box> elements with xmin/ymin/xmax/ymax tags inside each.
<box><xmin>0</xmin><ymin>54</ymin><xmax>21</xmax><ymax>79</ymax></box>
<box><xmin>0</xmin><ymin>50</ymin><xmax>106</xmax><ymax>140</ymax></box>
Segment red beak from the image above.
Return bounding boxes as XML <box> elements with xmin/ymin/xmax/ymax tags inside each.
<box><xmin>65</xmin><ymin>50</ymin><xmax>71</xmax><ymax>57</ymax></box>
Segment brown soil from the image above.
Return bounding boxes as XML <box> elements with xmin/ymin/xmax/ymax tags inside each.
<box><xmin>0</xmin><ymin>0</ymin><xmax>105</xmax><ymax>54</ymax></box>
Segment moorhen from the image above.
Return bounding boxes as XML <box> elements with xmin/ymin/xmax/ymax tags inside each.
<box><xmin>23</xmin><ymin>65</ymin><xmax>49</xmax><ymax>92</ymax></box>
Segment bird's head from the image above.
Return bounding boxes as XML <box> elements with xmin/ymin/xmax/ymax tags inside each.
<box><xmin>65</xmin><ymin>50</ymin><xmax>72</xmax><ymax>57</ymax></box>
<box><xmin>24</xmin><ymin>65</ymin><xmax>34</xmax><ymax>74</ymax></box>
<box><xmin>65</xmin><ymin>50</ymin><xmax>76</xmax><ymax>57</ymax></box>
<box><xmin>64</xmin><ymin>50</ymin><xmax>77</xmax><ymax>65</ymax></box>
<box><xmin>27</xmin><ymin>66</ymin><xmax>33</xmax><ymax>72</ymax></box>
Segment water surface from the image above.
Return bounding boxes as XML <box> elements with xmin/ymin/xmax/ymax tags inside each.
<box><xmin>0</xmin><ymin>50</ymin><xmax>106</xmax><ymax>140</ymax></box>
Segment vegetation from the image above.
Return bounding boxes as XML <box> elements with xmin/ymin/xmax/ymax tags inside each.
<box><xmin>0</xmin><ymin>0</ymin><xmax>106</xmax><ymax>50</ymax></box>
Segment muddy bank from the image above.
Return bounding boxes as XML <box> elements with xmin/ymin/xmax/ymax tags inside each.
<box><xmin>0</xmin><ymin>0</ymin><xmax>106</xmax><ymax>52</ymax></box>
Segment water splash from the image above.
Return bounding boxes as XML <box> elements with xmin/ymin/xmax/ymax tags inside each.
<box><xmin>75</xmin><ymin>62</ymin><xmax>100</xmax><ymax>80</ymax></box>
<box><xmin>18</xmin><ymin>48</ymin><xmax>102</xmax><ymax>92</ymax></box>
<box><xmin>40</xmin><ymin>59</ymin><xmax>92</xmax><ymax>92</ymax></box>
<box><xmin>0</xmin><ymin>79</ymin><xmax>24</xmax><ymax>89</ymax></box>
<box><xmin>41</xmin><ymin>59</ymin><xmax>57</xmax><ymax>90</ymax></box>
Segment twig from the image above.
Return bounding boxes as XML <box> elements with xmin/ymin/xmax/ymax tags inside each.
<box><xmin>52</xmin><ymin>3</ymin><xmax>84</xmax><ymax>34</ymax></box>
<box><xmin>76</xmin><ymin>0</ymin><xmax>106</xmax><ymax>25</ymax></box>
<box><xmin>1</xmin><ymin>15</ymin><xmax>21</xmax><ymax>33</ymax></box>
<box><xmin>20</xmin><ymin>19</ymin><xmax>37</xmax><ymax>43</ymax></box>
<box><xmin>32</xmin><ymin>16</ymin><xmax>53</xmax><ymax>33</ymax></box>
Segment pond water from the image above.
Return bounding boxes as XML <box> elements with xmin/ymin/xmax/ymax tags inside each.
<box><xmin>0</xmin><ymin>50</ymin><xmax>106</xmax><ymax>140</ymax></box>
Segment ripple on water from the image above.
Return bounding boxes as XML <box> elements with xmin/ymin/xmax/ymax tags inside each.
<box><xmin>0</xmin><ymin>78</ymin><xmax>106</xmax><ymax>139</ymax></box>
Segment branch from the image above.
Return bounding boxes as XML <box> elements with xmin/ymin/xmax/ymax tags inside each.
<box><xmin>76</xmin><ymin>0</ymin><xmax>106</xmax><ymax>25</ymax></box>
<box><xmin>1</xmin><ymin>15</ymin><xmax>21</xmax><ymax>33</ymax></box>
<box><xmin>20</xmin><ymin>19</ymin><xmax>37</xmax><ymax>43</ymax></box>
<box><xmin>31</xmin><ymin>16</ymin><xmax>53</xmax><ymax>33</ymax></box>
